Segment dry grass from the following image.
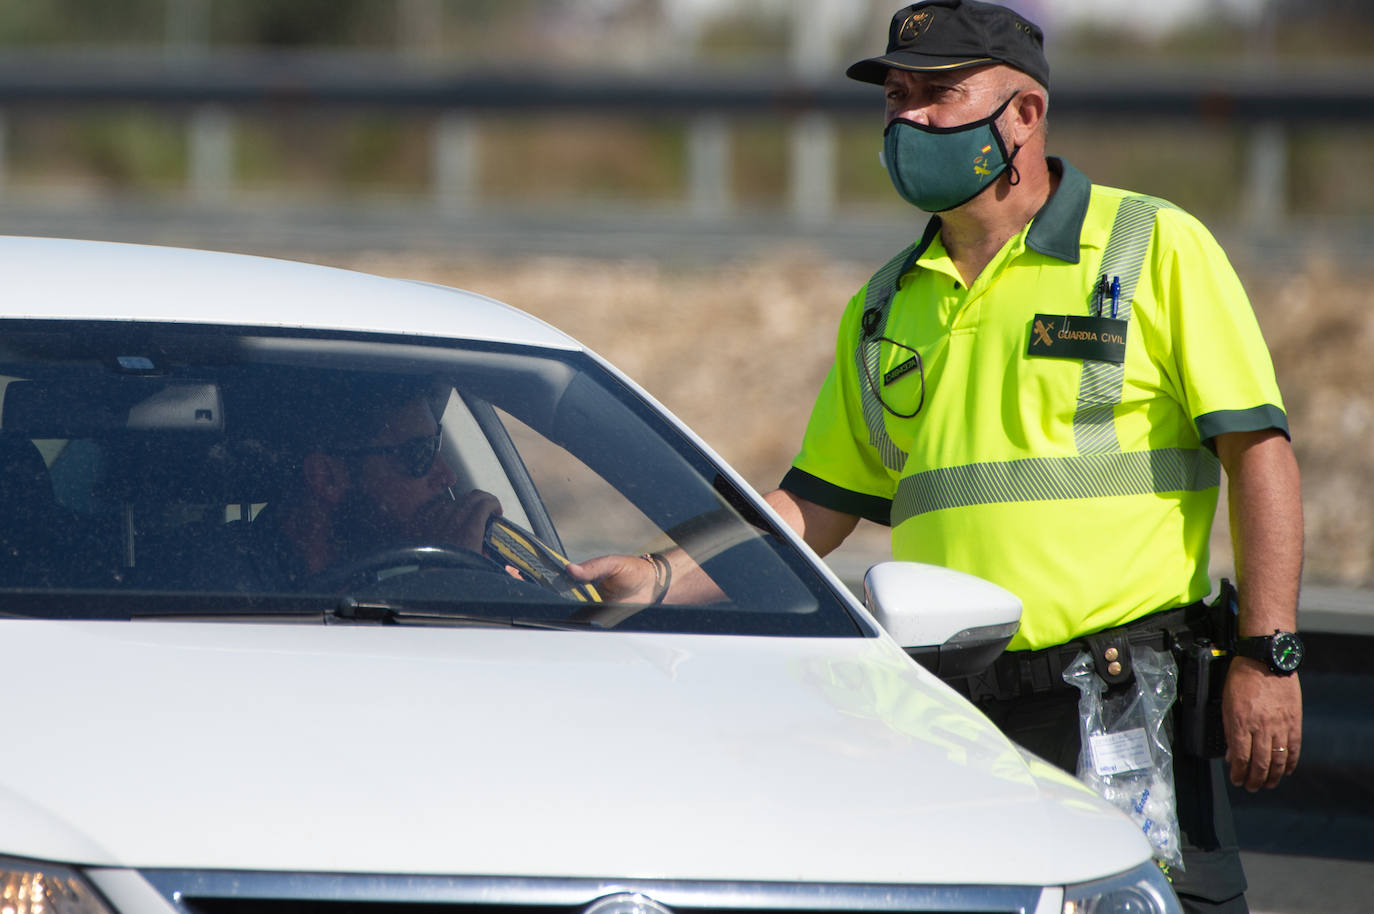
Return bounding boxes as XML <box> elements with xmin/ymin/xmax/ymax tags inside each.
<box><xmin>1256</xmin><ymin>257</ymin><xmax>1374</xmax><ymax>585</ymax></box>
<box><xmin>343</xmin><ymin>247</ymin><xmax>861</xmax><ymax>485</ymax></box>
<box><xmin>332</xmin><ymin>247</ymin><xmax>1373</xmax><ymax>589</ymax></box>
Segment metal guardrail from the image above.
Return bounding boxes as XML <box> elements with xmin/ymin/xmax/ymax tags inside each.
<box><xmin>1</xmin><ymin>52</ymin><xmax>1373</xmax><ymax>118</ymax></box>
<box><xmin>2</xmin><ymin>52</ymin><xmax>1373</xmax><ymax>222</ymax></box>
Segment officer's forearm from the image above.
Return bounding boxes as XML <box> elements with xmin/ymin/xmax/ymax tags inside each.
<box><xmin>1216</xmin><ymin>429</ymin><xmax>1303</xmax><ymax>636</ymax></box>
<box><xmin>763</xmin><ymin>489</ymin><xmax>859</xmax><ymax>558</ymax></box>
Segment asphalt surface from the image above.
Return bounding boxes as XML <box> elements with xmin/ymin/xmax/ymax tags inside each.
<box><xmin>1242</xmin><ymin>852</ymin><xmax>1374</xmax><ymax>914</ymax></box>
<box><xmin>1</xmin><ymin>193</ymin><xmax>1368</xmax><ymax>273</ymax></box>
<box><xmin>0</xmin><ymin>194</ymin><xmax>912</xmax><ymax>263</ymax></box>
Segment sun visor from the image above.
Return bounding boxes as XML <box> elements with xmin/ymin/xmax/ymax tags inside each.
<box><xmin>2</xmin><ymin>377</ymin><xmax>225</xmax><ymax>436</ymax></box>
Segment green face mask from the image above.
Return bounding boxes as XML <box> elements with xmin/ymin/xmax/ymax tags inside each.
<box><xmin>882</xmin><ymin>95</ymin><xmax>1019</xmax><ymax>213</ymax></box>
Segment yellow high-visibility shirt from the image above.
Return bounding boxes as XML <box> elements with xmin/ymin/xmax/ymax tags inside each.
<box><xmin>784</xmin><ymin>159</ymin><xmax>1287</xmax><ymax>650</ymax></box>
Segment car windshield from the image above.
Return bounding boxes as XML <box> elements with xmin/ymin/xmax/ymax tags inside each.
<box><xmin>0</xmin><ymin>320</ymin><xmax>860</xmax><ymax>637</ymax></box>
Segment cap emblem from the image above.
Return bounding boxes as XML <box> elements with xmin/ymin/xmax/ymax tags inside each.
<box><xmin>897</xmin><ymin>10</ymin><xmax>933</xmax><ymax>44</ymax></box>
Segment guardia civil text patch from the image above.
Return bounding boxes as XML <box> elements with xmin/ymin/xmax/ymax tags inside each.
<box><xmin>1026</xmin><ymin>314</ymin><xmax>1128</xmax><ymax>363</ymax></box>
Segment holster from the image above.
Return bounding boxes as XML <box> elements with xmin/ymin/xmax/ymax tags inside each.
<box><xmin>1169</xmin><ymin>579</ymin><xmax>1238</xmax><ymax>759</ymax></box>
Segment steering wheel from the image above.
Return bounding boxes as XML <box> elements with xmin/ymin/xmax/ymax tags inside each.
<box><xmin>306</xmin><ymin>544</ymin><xmax>507</xmax><ymax>594</ymax></box>
<box><xmin>483</xmin><ymin>516</ymin><xmax>601</xmax><ymax>603</ymax></box>
<box><xmin>304</xmin><ymin>517</ymin><xmax>600</xmax><ymax>604</ymax></box>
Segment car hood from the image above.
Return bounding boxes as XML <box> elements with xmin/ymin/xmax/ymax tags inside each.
<box><xmin>0</xmin><ymin>620</ymin><xmax>1148</xmax><ymax>886</ymax></box>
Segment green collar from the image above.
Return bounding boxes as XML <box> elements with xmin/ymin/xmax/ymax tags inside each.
<box><xmin>909</xmin><ymin>158</ymin><xmax>1091</xmax><ymax>272</ymax></box>
<box><xmin>1025</xmin><ymin>157</ymin><xmax>1091</xmax><ymax>264</ymax></box>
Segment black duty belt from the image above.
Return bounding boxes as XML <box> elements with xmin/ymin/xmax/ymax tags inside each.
<box><xmin>957</xmin><ymin>600</ymin><xmax>1210</xmax><ymax>704</ymax></box>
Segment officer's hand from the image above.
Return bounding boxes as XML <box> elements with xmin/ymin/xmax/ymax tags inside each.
<box><xmin>1223</xmin><ymin>657</ymin><xmax>1302</xmax><ymax>791</ymax></box>
<box><xmin>409</xmin><ymin>489</ymin><xmax>502</xmax><ymax>553</ymax></box>
<box><xmin>566</xmin><ymin>553</ymin><xmax>658</xmax><ymax>603</ymax></box>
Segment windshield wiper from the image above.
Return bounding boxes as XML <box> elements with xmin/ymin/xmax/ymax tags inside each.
<box><xmin>329</xmin><ymin>597</ymin><xmax>600</xmax><ymax>631</ymax></box>
<box><xmin>123</xmin><ymin>595</ymin><xmax>601</xmax><ymax>630</ymax></box>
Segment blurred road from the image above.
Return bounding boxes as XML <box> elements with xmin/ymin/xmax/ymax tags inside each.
<box><xmin>0</xmin><ymin>195</ymin><xmax>918</xmax><ymax>262</ymax></box>
<box><xmin>1</xmin><ymin>194</ymin><xmax>1369</xmax><ymax>272</ymax></box>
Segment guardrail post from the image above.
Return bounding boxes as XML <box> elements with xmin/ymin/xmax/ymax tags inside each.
<box><xmin>1243</xmin><ymin>120</ymin><xmax>1287</xmax><ymax>227</ymax></box>
<box><xmin>687</xmin><ymin>114</ymin><xmax>731</xmax><ymax>219</ymax></box>
<box><xmin>787</xmin><ymin>0</ymin><xmax>845</xmax><ymax>224</ymax></box>
<box><xmin>790</xmin><ymin>112</ymin><xmax>836</xmax><ymax>224</ymax></box>
<box><xmin>434</xmin><ymin>111</ymin><xmax>477</xmax><ymax>217</ymax></box>
<box><xmin>188</xmin><ymin>105</ymin><xmax>233</xmax><ymax>203</ymax></box>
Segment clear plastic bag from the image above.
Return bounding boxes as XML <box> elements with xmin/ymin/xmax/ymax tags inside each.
<box><xmin>1063</xmin><ymin>644</ymin><xmax>1183</xmax><ymax>868</ymax></box>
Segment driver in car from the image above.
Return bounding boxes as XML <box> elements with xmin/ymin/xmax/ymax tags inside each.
<box><xmin>209</xmin><ymin>378</ymin><xmax>503</xmax><ymax>592</ymax></box>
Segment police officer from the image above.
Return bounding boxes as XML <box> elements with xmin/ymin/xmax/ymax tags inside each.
<box><xmin>757</xmin><ymin>2</ymin><xmax>1302</xmax><ymax>912</ymax></box>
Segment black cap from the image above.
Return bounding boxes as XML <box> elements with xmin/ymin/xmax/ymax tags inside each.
<box><xmin>846</xmin><ymin>0</ymin><xmax>1049</xmax><ymax>89</ymax></box>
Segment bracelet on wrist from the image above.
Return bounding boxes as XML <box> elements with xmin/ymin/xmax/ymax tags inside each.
<box><xmin>640</xmin><ymin>552</ymin><xmax>672</xmax><ymax>604</ymax></box>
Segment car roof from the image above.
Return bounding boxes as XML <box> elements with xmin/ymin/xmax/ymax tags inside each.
<box><xmin>0</xmin><ymin>236</ymin><xmax>582</xmax><ymax>351</ymax></box>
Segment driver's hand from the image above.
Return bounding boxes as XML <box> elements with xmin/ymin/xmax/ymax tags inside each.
<box><xmin>567</xmin><ymin>554</ymin><xmax>657</xmax><ymax>603</ymax></box>
<box><xmin>408</xmin><ymin>489</ymin><xmax>502</xmax><ymax>552</ymax></box>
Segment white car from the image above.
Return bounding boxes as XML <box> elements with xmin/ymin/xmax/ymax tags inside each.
<box><xmin>0</xmin><ymin>236</ymin><xmax>1178</xmax><ymax>914</ymax></box>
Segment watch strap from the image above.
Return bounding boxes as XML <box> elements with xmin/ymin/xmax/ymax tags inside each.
<box><xmin>1236</xmin><ymin>630</ymin><xmax>1302</xmax><ymax>674</ymax></box>
<box><xmin>1235</xmin><ymin>633</ymin><xmax>1272</xmax><ymax>664</ymax></box>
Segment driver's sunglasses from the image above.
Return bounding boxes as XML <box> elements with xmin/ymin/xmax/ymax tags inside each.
<box><xmin>334</xmin><ymin>429</ymin><xmax>443</xmax><ymax>478</ymax></box>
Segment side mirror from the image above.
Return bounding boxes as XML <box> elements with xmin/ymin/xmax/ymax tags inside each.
<box><xmin>864</xmin><ymin>561</ymin><xmax>1021</xmax><ymax>679</ymax></box>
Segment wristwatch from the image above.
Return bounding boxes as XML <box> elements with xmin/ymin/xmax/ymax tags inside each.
<box><xmin>1235</xmin><ymin>630</ymin><xmax>1304</xmax><ymax>675</ymax></box>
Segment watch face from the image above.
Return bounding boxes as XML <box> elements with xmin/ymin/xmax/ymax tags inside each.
<box><xmin>1270</xmin><ymin>632</ymin><xmax>1304</xmax><ymax>673</ymax></box>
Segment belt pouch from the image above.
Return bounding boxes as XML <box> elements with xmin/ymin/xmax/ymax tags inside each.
<box><xmin>1083</xmin><ymin>630</ymin><xmax>1134</xmax><ymax>688</ymax></box>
